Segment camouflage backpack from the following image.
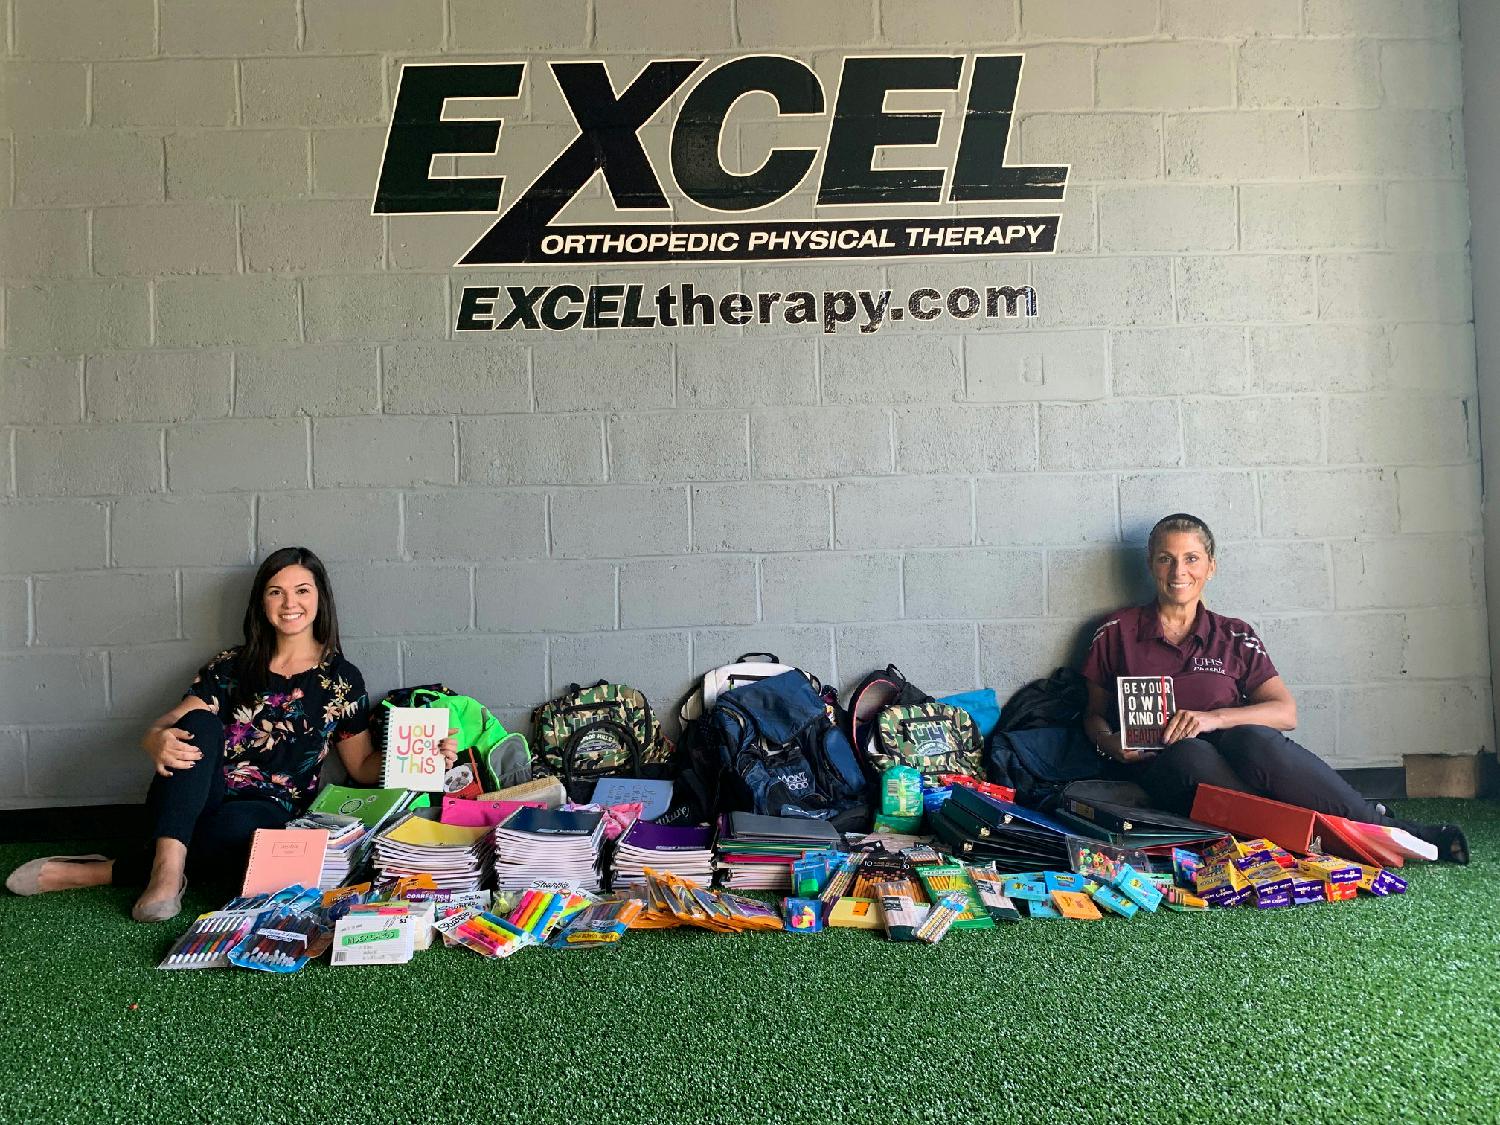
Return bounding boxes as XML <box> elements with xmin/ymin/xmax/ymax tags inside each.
<box><xmin>531</xmin><ymin>681</ymin><xmax>672</xmax><ymax>800</ymax></box>
<box><xmin>871</xmin><ymin>701</ymin><xmax>984</xmax><ymax>780</ymax></box>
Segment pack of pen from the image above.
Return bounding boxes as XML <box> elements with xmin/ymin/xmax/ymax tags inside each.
<box><xmin>547</xmin><ymin>898</ymin><xmax>646</xmax><ymax>950</ymax></box>
<box><xmin>914</xmin><ymin>892</ymin><xmax>968</xmax><ymax>943</ymax></box>
<box><xmin>227</xmin><ymin>906</ymin><xmax>332</xmax><ymax>973</ymax></box>
<box><xmin>717</xmin><ymin>890</ymin><xmax>785</xmax><ymax>931</ymax></box>
<box><xmin>220</xmin><ymin>883</ymin><xmax>319</xmax><ymax>913</ymax></box>
<box><xmin>158</xmin><ymin>909</ymin><xmax>259</xmax><ymax>970</ymax></box>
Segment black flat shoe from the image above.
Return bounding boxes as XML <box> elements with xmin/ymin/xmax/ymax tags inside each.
<box><xmin>1431</xmin><ymin>823</ymin><xmax>1470</xmax><ymax>866</ymax></box>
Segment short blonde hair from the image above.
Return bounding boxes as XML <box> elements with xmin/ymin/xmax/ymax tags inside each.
<box><xmin>1147</xmin><ymin>513</ymin><xmax>1215</xmax><ymax>560</ymax></box>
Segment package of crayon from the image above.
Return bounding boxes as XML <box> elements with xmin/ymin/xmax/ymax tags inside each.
<box><xmin>782</xmin><ymin>897</ymin><xmax>823</xmax><ymax>933</ymax></box>
<box><xmin>1112</xmin><ymin>864</ymin><xmax>1163</xmax><ymax>912</ymax></box>
<box><xmin>1050</xmin><ymin>890</ymin><xmax>1102</xmax><ymax>920</ymax></box>
<box><xmin>1298</xmin><ymin>855</ymin><xmax>1362</xmax><ymax>886</ymax></box>
<box><xmin>1195</xmin><ymin>859</ymin><xmax>1248</xmax><ymax>898</ymax></box>
<box><xmin>1161</xmin><ymin>885</ymin><xmax>1208</xmax><ymax>911</ymax></box>
<box><xmin>1235</xmin><ymin>856</ymin><xmax>1293</xmax><ymax>895</ymax></box>
<box><xmin>915</xmin><ymin>893</ymin><xmax>969</xmax><ymax>942</ymax></box>
<box><xmin>1024</xmin><ymin>898</ymin><xmax>1062</xmax><ymax>920</ymax></box>
<box><xmin>1043</xmin><ymin>870</ymin><xmax>1088</xmax><ymax>893</ymax></box>
<box><xmin>1089</xmin><ymin>883</ymin><xmax>1139</xmax><ymax>918</ymax></box>
<box><xmin>967</xmin><ymin>868</ymin><xmax>1022</xmax><ymax>923</ymax></box>
<box><xmin>1290</xmin><ymin>877</ymin><xmax>1326</xmax><ymax>906</ymax></box>
<box><xmin>1357</xmin><ymin>866</ymin><xmax>1408</xmax><ymax>896</ymax></box>
<box><xmin>1203</xmin><ymin>836</ymin><xmax>1246</xmax><ymax>865</ymax></box>
<box><xmin>158</xmin><ymin>909</ymin><xmax>259</xmax><ymax>971</ymax></box>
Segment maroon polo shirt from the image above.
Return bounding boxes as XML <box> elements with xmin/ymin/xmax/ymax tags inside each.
<box><xmin>1081</xmin><ymin>602</ymin><xmax>1279</xmax><ymax>723</ymax></box>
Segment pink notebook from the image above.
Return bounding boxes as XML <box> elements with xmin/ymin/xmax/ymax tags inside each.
<box><xmin>242</xmin><ymin>828</ymin><xmax>328</xmax><ymax>896</ymax></box>
<box><xmin>440</xmin><ymin>795</ymin><xmax>543</xmax><ymax>828</ymax></box>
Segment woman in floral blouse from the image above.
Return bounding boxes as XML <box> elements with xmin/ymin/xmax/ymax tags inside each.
<box><xmin>6</xmin><ymin>546</ymin><xmax>454</xmax><ymax>922</ymax></box>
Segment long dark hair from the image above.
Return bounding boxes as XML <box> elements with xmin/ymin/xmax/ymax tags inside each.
<box><xmin>233</xmin><ymin>546</ymin><xmax>342</xmax><ymax>709</ymax></box>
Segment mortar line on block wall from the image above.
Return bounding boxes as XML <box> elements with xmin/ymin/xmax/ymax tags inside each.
<box><xmin>250</xmin><ymin>494</ymin><xmax>259</xmax><ymax>562</ymax></box>
<box><xmin>231</xmin><ymin>60</ymin><xmax>243</xmax><ymax>127</ymax></box>
<box><xmin>469</xmin><ymin>567</ymin><xmax>477</xmax><ymax>631</ymax></box>
<box><xmin>174</xmin><ymin>568</ymin><xmax>183</xmax><ymax>640</ymax></box>
<box><xmin>897</xmin><ymin>554</ymin><xmax>906</xmax><ymax>618</ymax></box>
<box><xmin>102</xmin><ymin>499</ymin><xmax>112</xmax><ymax>566</ymax></box>
<box><xmin>233</xmin><ymin>204</ymin><xmax>245</xmax><ymax>273</ymax></box>
<box><xmin>375</xmin><ymin>346</ymin><xmax>385</xmax><ymax>412</ymax></box>
<box><xmin>25</xmin><ymin>577</ymin><xmax>34</xmax><ymax>646</ymax></box>
<box><xmin>228</xmin><ymin>351</ymin><xmax>238</xmax><ymax>416</ymax></box>
<box><xmin>158</xmin><ymin>428</ymin><xmax>167</xmax><ymax>491</ymax></box>
<box><xmin>441</xmin><ymin>0</ymin><xmax>451</xmax><ymax>50</ymax></box>
<box><xmin>613</xmin><ymin>566</ymin><xmax>621</xmax><ymax>630</ymax></box>
<box><xmin>295</xmin><ymin>0</ymin><xmax>306</xmax><ymax>49</ymax></box>
<box><xmin>295</xmin><ymin>280</ymin><xmax>306</xmax><ymax>343</ymax></box>
<box><xmin>754</xmin><ymin>556</ymin><xmax>763</xmax><ymax>622</ymax></box>
<box><xmin>525</xmin><ymin>348</ymin><xmax>537</xmax><ymax>412</ymax></box>
<box><xmin>146</xmin><ymin>281</ymin><xmax>157</xmax><ymax>346</ymax></box>
<box><xmin>303</xmin><ymin>416</ymin><xmax>313</xmax><ymax>488</ymax></box>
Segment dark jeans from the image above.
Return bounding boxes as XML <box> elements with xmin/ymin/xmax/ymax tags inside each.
<box><xmin>1133</xmin><ymin>724</ymin><xmax>1378</xmax><ymax>822</ymax></box>
<box><xmin>113</xmin><ymin>709</ymin><xmax>291</xmax><ymax>887</ymax></box>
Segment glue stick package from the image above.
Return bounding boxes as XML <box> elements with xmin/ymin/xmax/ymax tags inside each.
<box><xmin>881</xmin><ymin>766</ymin><xmax>923</xmax><ymax>818</ymax></box>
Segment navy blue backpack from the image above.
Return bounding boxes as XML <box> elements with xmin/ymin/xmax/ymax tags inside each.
<box><xmin>668</xmin><ymin>670</ymin><xmax>870</xmax><ymax>832</ymax></box>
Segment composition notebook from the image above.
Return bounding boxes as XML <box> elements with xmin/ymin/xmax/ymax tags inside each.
<box><xmin>241</xmin><ymin>828</ymin><xmax>328</xmax><ymax>897</ymax></box>
<box><xmin>381</xmin><ymin>706</ymin><xmax>449</xmax><ymax>792</ymax></box>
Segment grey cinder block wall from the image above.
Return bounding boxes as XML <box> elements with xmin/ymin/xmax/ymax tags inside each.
<box><xmin>0</xmin><ymin>0</ymin><xmax>1489</xmax><ymax>808</ymax></box>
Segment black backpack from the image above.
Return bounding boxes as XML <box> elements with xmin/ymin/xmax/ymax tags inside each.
<box><xmin>844</xmin><ymin>664</ymin><xmax>933</xmax><ymax>775</ymax></box>
<box><xmin>666</xmin><ymin>670</ymin><xmax>869</xmax><ymax>832</ymax></box>
<box><xmin>996</xmin><ymin>667</ymin><xmax>1089</xmax><ymax>733</ymax></box>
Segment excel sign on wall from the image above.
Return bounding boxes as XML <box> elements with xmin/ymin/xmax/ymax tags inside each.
<box><xmin>373</xmin><ymin>54</ymin><xmax>1068</xmax><ymax>267</ymax></box>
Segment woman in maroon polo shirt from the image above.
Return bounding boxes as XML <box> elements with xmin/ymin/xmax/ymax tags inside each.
<box><xmin>1081</xmin><ymin>513</ymin><xmax>1467</xmax><ymax>863</ymax></box>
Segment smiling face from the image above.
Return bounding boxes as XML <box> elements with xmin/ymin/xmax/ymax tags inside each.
<box><xmin>1150</xmin><ymin>530</ymin><xmax>1216</xmax><ymax>610</ymax></box>
<box><xmin>262</xmin><ymin>564</ymin><xmax>320</xmax><ymax>641</ymax></box>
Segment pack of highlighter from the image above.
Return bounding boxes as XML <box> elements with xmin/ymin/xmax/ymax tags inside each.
<box><xmin>914</xmin><ymin>892</ymin><xmax>969</xmax><ymax>943</ymax></box>
<box><xmin>547</xmin><ymin>898</ymin><xmax>646</xmax><ymax>950</ymax></box>
<box><xmin>443</xmin><ymin>909</ymin><xmax>534</xmax><ymax>959</ymax></box>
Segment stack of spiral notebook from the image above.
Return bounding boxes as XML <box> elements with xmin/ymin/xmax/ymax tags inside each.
<box><xmin>371</xmin><ymin>813</ymin><xmax>493</xmax><ymax>892</ymax></box>
<box><xmin>610</xmin><ymin>820</ymin><xmax>714</xmax><ymax>888</ymax></box>
<box><xmin>491</xmin><ymin>806</ymin><xmax>607</xmax><ymax>892</ymax></box>
<box><xmin>713</xmin><ymin>813</ymin><xmax>843</xmax><ymax>890</ymax></box>
<box><xmin>284</xmin><ymin>811</ymin><xmax>369</xmax><ymax>888</ymax></box>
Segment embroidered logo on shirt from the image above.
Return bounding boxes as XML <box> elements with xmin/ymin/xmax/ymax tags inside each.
<box><xmin>1192</xmin><ymin>657</ymin><xmax>1226</xmax><ymax>674</ymax></box>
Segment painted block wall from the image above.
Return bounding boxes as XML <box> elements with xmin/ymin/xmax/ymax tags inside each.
<box><xmin>0</xmin><ymin>0</ymin><xmax>1488</xmax><ymax>808</ymax></box>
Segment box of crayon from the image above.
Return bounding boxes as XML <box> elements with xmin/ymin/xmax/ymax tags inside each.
<box><xmin>1252</xmin><ymin>885</ymin><xmax>1291</xmax><ymax>909</ymax></box>
<box><xmin>1234</xmin><ymin>857</ymin><xmax>1293</xmax><ymax>897</ymax></box>
<box><xmin>1290</xmin><ymin>877</ymin><xmax>1326</xmax><ymax>906</ymax></box>
<box><xmin>1203</xmin><ymin>836</ymin><xmax>1247</xmax><ymax>865</ymax></box>
<box><xmin>1298</xmin><ymin>855</ymin><xmax>1362</xmax><ymax>886</ymax></box>
<box><xmin>1357</xmin><ymin>866</ymin><xmax>1408</xmax><ymax>896</ymax></box>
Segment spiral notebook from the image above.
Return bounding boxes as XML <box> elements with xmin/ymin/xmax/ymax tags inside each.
<box><xmin>241</xmin><ymin>828</ymin><xmax>329</xmax><ymax>897</ymax></box>
<box><xmin>381</xmin><ymin>705</ymin><xmax>450</xmax><ymax>792</ymax></box>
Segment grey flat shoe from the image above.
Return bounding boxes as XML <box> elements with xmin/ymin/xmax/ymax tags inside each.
<box><xmin>5</xmin><ymin>854</ymin><xmax>109</xmax><ymax>896</ymax></box>
<box><xmin>131</xmin><ymin>877</ymin><xmax>187</xmax><ymax>924</ymax></box>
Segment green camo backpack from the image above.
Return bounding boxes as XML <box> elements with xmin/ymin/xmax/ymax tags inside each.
<box><xmin>531</xmin><ymin>681</ymin><xmax>672</xmax><ymax>800</ymax></box>
<box><xmin>871</xmin><ymin>701</ymin><xmax>984</xmax><ymax>780</ymax></box>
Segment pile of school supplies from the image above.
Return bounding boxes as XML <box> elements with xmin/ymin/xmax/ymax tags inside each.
<box><xmin>490</xmin><ymin>806</ymin><xmax>607</xmax><ymax>892</ymax></box>
<box><xmin>371</xmin><ymin>814</ymin><xmax>493</xmax><ymax>893</ymax></box>
<box><xmin>284</xmin><ymin>811</ymin><xmax>368</xmax><ymax>888</ymax></box>
<box><xmin>160</xmin><ymin>886</ymin><xmax>335</xmax><ymax>974</ymax></box>
<box><xmin>610</xmin><ymin>820</ymin><xmax>714</xmax><ymax>888</ymax></box>
<box><xmin>713</xmin><ymin>812</ymin><xmax>845</xmax><ymax>890</ymax></box>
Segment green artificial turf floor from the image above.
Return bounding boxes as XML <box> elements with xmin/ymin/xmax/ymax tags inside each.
<box><xmin>0</xmin><ymin>798</ymin><xmax>1496</xmax><ymax>1125</ymax></box>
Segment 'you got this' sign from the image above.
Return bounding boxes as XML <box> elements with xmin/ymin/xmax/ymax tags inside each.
<box><xmin>382</xmin><ymin>707</ymin><xmax>451</xmax><ymax>792</ymax></box>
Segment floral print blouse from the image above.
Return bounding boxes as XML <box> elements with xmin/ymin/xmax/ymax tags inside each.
<box><xmin>187</xmin><ymin>648</ymin><xmax>370</xmax><ymax>811</ymax></box>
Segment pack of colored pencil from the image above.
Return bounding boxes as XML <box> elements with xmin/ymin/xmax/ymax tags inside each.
<box><xmin>157</xmin><ymin>910</ymin><xmax>258</xmax><ymax>970</ymax></box>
